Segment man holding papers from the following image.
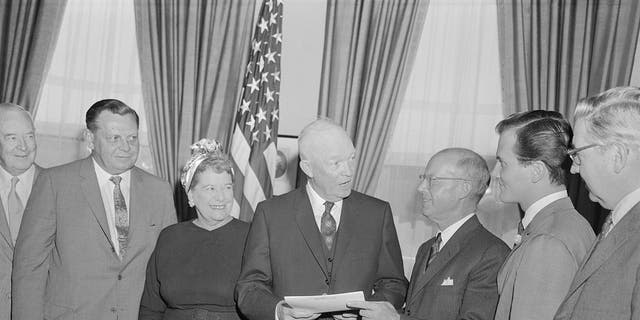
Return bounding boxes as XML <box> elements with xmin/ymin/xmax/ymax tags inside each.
<box><xmin>235</xmin><ymin>119</ymin><xmax>407</xmax><ymax>320</ymax></box>
<box><xmin>349</xmin><ymin>148</ymin><xmax>509</xmax><ymax>320</ymax></box>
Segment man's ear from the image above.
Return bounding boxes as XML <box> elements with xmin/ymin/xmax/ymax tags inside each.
<box><xmin>610</xmin><ymin>143</ymin><xmax>629</xmax><ymax>174</ymax></box>
<box><xmin>299</xmin><ymin>159</ymin><xmax>313</xmax><ymax>178</ymax></box>
<box><xmin>457</xmin><ymin>180</ymin><xmax>473</xmax><ymax>200</ymax></box>
<box><xmin>529</xmin><ymin>160</ymin><xmax>546</xmax><ymax>183</ymax></box>
<box><xmin>83</xmin><ymin>129</ymin><xmax>95</xmax><ymax>150</ymax></box>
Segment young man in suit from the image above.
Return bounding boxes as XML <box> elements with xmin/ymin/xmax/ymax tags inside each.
<box><xmin>347</xmin><ymin>148</ymin><xmax>510</xmax><ymax>320</ymax></box>
<box><xmin>554</xmin><ymin>87</ymin><xmax>640</xmax><ymax>320</ymax></box>
<box><xmin>235</xmin><ymin>119</ymin><xmax>408</xmax><ymax>320</ymax></box>
<box><xmin>493</xmin><ymin>111</ymin><xmax>595</xmax><ymax>320</ymax></box>
<box><xmin>12</xmin><ymin>99</ymin><xmax>177</xmax><ymax>320</ymax></box>
<box><xmin>0</xmin><ymin>103</ymin><xmax>41</xmax><ymax>320</ymax></box>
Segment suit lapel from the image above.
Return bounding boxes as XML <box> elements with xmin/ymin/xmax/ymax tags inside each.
<box><xmin>125</xmin><ymin>167</ymin><xmax>145</xmax><ymax>258</ymax></box>
<box><xmin>0</xmin><ymin>202</ymin><xmax>11</xmax><ymax>251</ymax></box>
<box><xmin>0</xmin><ymin>164</ymin><xmax>44</xmax><ymax>250</ymax></box>
<box><xmin>406</xmin><ymin>238</ymin><xmax>432</xmax><ymax>304</ymax></box>
<box><xmin>410</xmin><ymin>216</ymin><xmax>481</xmax><ymax>303</ymax></box>
<box><xmin>566</xmin><ymin>204</ymin><xmax>640</xmax><ymax>296</ymax></box>
<box><xmin>79</xmin><ymin>157</ymin><xmax>116</xmax><ymax>254</ymax></box>
<box><xmin>332</xmin><ymin>196</ymin><xmax>357</xmax><ymax>270</ymax></box>
<box><xmin>294</xmin><ymin>188</ymin><xmax>329</xmax><ymax>276</ymax></box>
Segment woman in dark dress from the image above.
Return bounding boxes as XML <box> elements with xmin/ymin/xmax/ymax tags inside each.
<box><xmin>140</xmin><ymin>139</ymin><xmax>249</xmax><ymax>320</ymax></box>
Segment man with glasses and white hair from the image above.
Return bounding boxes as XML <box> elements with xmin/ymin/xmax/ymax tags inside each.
<box><xmin>347</xmin><ymin>148</ymin><xmax>509</xmax><ymax>320</ymax></box>
<box><xmin>555</xmin><ymin>87</ymin><xmax>640</xmax><ymax>320</ymax></box>
<box><xmin>493</xmin><ymin>110</ymin><xmax>595</xmax><ymax>320</ymax></box>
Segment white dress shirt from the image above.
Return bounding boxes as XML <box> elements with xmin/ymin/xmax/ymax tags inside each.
<box><xmin>92</xmin><ymin>158</ymin><xmax>131</xmax><ymax>255</ymax></box>
<box><xmin>522</xmin><ymin>190</ymin><xmax>568</xmax><ymax>229</ymax></box>
<box><xmin>439</xmin><ymin>213</ymin><xmax>475</xmax><ymax>249</ymax></box>
<box><xmin>0</xmin><ymin>164</ymin><xmax>35</xmax><ymax>224</ymax></box>
<box><xmin>306</xmin><ymin>183</ymin><xmax>343</xmax><ymax>231</ymax></box>
<box><xmin>610</xmin><ymin>186</ymin><xmax>640</xmax><ymax>231</ymax></box>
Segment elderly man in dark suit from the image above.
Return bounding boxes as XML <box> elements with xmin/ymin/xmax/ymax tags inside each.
<box><xmin>0</xmin><ymin>103</ymin><xmax>42</xmax><ymax>320</ymax></box>
<box><xmin>347</xmin><ymin>148</ymin><xmax>510</xmax><ymax>320</ymax></box>
<box><xmin>555</xmin><ymin>87</ymin><xmax>640</xmax><ymax>320</ymax></box>
<box><xmin>12</xmin><ymin>99</ymin><xmax>176</xmax><ymax>320</ymax></box>
<box><xmin>235</xmin><ymin>119</ymin><xmax>407</xmax><ymax>320</ymax></box>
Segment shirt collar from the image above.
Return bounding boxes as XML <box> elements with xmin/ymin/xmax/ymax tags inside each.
<box><xmin>306</xmin><ymin>182</ymin><xmax>343</xmax><ymax>212</ymax></box>
<box><xmin>92</xmin><ymin>158</ymin><xmax>131</xmax><ymax>185</ymax></box>
<box><xmin>611</xmin><ymin>186</ymin><xmax>640</xmax><ymax>226</ymax></box>
<box><xmin>439</xmin><ymin>212</ymin><xmax>475</xmax><ymax>248</ymax></box>
<box><xmin>522</xmin><ymin>190</ymin><xmax>568</xmax><ymax>228</ymax></box>
<box><xmin>0</xmin><ymin>164</ymin><xmax>35</xmax><ymax>187</ymax></box>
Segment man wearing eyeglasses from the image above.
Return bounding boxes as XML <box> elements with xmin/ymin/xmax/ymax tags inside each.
<box><xmin>347</xmin><ymin>148</ymin><xmax>509</xmax><ymax>320</ymax></box>
<box><xmin>554</xmin><ymin>87</ymin><xmax>640</xmax><ymax>320</ymax></box>
<box><xmin>493</xmin><ymin>111</ymin><xmax>595</xmax><ymax>320</ymax></box>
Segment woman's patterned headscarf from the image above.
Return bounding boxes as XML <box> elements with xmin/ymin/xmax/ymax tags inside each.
<box><xmin>180</xmin><ymin>138</ymin><xmax>223</xmax><ymax>191</ymax></box>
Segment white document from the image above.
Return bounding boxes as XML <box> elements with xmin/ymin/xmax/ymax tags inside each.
<box><xmin>284</xmin><ymin>291</ymin><xmax>365</xmax><ymax>313</ymax></box>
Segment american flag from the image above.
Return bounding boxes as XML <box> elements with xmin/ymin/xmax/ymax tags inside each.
<box><xmin>230</xmin><ymin>0</ymin><xmax>282</xmax><ymax>222</ymax></box>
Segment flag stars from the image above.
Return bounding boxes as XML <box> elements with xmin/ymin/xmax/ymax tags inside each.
<box><xmin>240</xmin><ymin>99</ymin><xmax>251</xmax><ymax>114</ymax></box>
<box><xmin>265</xmin><ymin>49</ymin><xmax>277</xmax><ymax>64</ymax></box>
<box><xmin>258</xmin><ymin>18</ymin><xmax>269</xmax><ymax>33</ymax></box>
<box><xmin>246</xmin><ymin>115</ymin><xmax>256</xmax><ymax>130</ymax></box>
<box><xmin>252</xmin><ymin>130</ymin><xmax>260</xmax><ymax>143</ymax></box>
<box><xmin>272</xmin><ymin>33</ymin><xmax>282</xmax><ymax>44</ymax></box>
<box><xmin>248</xmin><ymin>77</ymin><xmax>260</xmax><ymax>93</ymax></box>
<box><xmin>257</xmin><ymin>57</ymin><xmax>265</xmax><ymax>72</ymax></box>
<box><xmin>264</xmin><ymin>125</ymin><xmax>272</xmax><ymax>141</ymax></box>
<box><xmin>261</xmin><ymin>72</ymin><xmax>269</xmax><ymax>83</ymax></box>
<box><xmin>256</xmin><ymin>108</ymin><xmax>267</xmax><ymax>124</ymax></box>
<box><xmin>271</xmin><ymin>109</ymin><xmax>279</xmax><ymax>120</ymax></box>
<box><xmin>269</xmin><ymin>12</ymin><xmax>278</xmax><ymax>25</ymax></box>
<box><xmin>264</xmin><ymin>88</ymin><xmax>275</xmax><ymax>103</ymax></box>
<box><xmin>252</xmin><ymin>40</ymin><xmax>262</xmax><ymax>54</ymax></box>
<box><xmin>266</xmin><ymin>0</ymin><xmax>273</xmax><ymax>12</ymax></box>
<box><xmin>272</xmin><ymin>71</ymin><xmax>280</xmax><ymax>82</ymax></box>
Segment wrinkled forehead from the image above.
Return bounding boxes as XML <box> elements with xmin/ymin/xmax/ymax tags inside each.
<box><xmin>307</xmin><ymin>129</ymin><xmax>354</xmax><ymax>160</ymax></box>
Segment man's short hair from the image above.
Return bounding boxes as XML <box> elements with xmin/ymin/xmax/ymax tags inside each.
<box><xmin>574</xmin><ymin>86</ymin><xmax>640</xmax><ymax>122</ymax></box>
<box><xmin>456</xmin><ymin>151</ymin><xmax>490</xmax><ymax>201</ymax></box>
<box><xmin>85</xmin><ymin>99</ymin><xmax>139</xmax><ymax>132</ymax></box>
<box><xmin>298</xmin><ymin>118</ymin><xmax>345</xmax><ymax>161</ymax></box>
<box><xmin>582</xmin><ymin>100</ymin><xmax>640</xmax><ymax>149</ymax></box>
<box><xmin>496</xmin><ymin>110</ymin><xmax>572</xmax><ymax>185</ymax></box>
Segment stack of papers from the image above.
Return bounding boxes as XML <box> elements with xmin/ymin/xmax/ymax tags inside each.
<box><xmin>284</xmin><ymin>291</ymin><xmax>365</xmax><ymax>313</ymax></box>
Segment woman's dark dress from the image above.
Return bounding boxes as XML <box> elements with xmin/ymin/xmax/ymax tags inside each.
<box><xmin>139</xmin><ymin>218</ymin><xmax>249</xmax><ymax>320</ymax></box>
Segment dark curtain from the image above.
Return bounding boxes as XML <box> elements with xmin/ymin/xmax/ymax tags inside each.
<box><xmin>0</xmin><ymin>0</ymin><xmax>67</xmax><ymax>113</ymax></box>
<box><xmin>134</xmin><ymin>0</ymin><xmax>255</xmax><ymax>221</ymax></box>
<box><xmin>319</xmin><ymin>0</ymin><xmax>430</xmax><ymax>195</ymax></box>
<box><xmin>497</xmin><ymin>0</ymin><xmax>640</xmax><ymax>232</ymax></box>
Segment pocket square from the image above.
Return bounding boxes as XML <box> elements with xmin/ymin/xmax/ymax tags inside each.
<box><xmin>441</xmin><ymin>277</ymin><xmax>454</xmax><ymax>286</ymax></box>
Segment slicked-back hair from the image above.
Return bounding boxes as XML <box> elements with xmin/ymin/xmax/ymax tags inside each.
<box><xmin>496</xmin><ymin>110</ymin><xmax>572</xmax><ymax>185</ymax></box>
<box><xmin>85</xmin><ymin>99</ymin><xmax>139</xmax><ymax>132</ymax></box>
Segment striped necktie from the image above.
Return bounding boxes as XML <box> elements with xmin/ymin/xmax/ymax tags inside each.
<box><xmin>425</xmin><ymin>232</ymin><xmax>442</xmax><ymax>270</ymax></box>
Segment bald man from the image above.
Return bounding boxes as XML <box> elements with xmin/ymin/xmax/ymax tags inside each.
<box><xmin>348</xmin><ymin>148</ymin><xmax>510</xmax><ymax>320</ymax></box>
<box><xmin>0</xmin><ymin>103</ymin><xmax>41</xmax><ymax>320</ymax></box>
<box><xmin>235</xmin><ymin>119</ymin><xmax>407</xmax><ymax>320</ymax></box>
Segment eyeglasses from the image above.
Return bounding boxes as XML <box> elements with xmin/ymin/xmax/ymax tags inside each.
<box><xmin>567</xmin><ymin>144</ymin><xmax>599</xmax><ymax>165</ymax></box>
<box><xmin>418</xmin><ymin>174</ymin><xmax>472</xmax><ymax>189</ymax></box>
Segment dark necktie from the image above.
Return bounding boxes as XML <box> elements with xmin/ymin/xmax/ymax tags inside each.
<box><xmin>8</xmin><ymin>176</ymin><xmax>23</xmax><ymax>244</ymax></box>
<box><xmin>425</xmin><ymin>232</ymin><xmax>442</xmax><ymax>271</ymax></box>
<box><xmin>110</xmin><ymin>176</ymin><xmax>129</xmax><ymax>258</ymax></box>
<box><xmin>321</xmin><ymin>201</ymin><xmax>336</xmax><ymax>251</ymax></box>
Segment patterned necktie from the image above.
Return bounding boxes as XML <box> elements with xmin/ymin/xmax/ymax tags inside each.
<box><xmin>321</xmin><ymin>201</ymin><xmax>336</xmax><ymax>251</ymax></box>
<box><xmin>110</xmin><ymin>176</ymin><xmax>129</xmax><ymax>258</ymax></box>
<box><xmin>514</xmin><ymin>220</ymin><xmax>525</xmax><ymax>247</ymax></box>
<box><xmin>425</xmin><ymin>232</ymin><xmax>442</xmax><ymax>271</ymax></box>
<box><xmin>7</xmin><ymin>176</ymin><xmax>23</xmax><ymax>244</ymax></box>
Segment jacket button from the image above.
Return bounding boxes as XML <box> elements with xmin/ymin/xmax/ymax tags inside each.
<box><xmin>117</xmin><ymin>274</ymin><xmax>122</xmax><ymax>280</ymax></box>
<box><xmin>110</xmin><ymin>307</ymin><xmax>117</xmax><ymax>313</ymax></box>
<box><xmin>325</xmin><ymin>279</ymin><xmax>330</xmax><ymax>285</ymax></box>
<box><xmin>328</xmin><ymin>257</ymin><xmax>333</xmax><ymax>262</ymax></box>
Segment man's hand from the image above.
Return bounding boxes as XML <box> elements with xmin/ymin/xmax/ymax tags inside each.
<box><xmin>346</xmin><ymin>301</ymin><xmax>401</xmax><ymax>320</ymax></box>
<box><xmin>277</xmin><ymin>301</ymin><xmax>321</xmax><ymax>320</ymax></box>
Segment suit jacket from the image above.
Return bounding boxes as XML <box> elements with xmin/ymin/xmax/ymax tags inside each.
<box><xmin>402</xmin><ymin>215</ymin><xmax>509</xmax><ymax>320</ymax></box>
<box><xmin>0</xmin><ymin>164</ymin><xmax>41</xmax><ymax>320</ymax></box>
<box><xmin>554</xmin><ymin>203</ymin><xmax>640</xmax><ymax>320</ymax></box>
<box><xmin>12</xmin><ymin>157</ymin><xmax>177</xmax><ymax>320</ymax></box>
<box><xmin>495</xmin><ymin>197</ymin><xmax>595</xmax><ymax>320</ymax></box>
<box><xmin>235</xmin><ymin>187</ymin><xmax>408</xmax><ymax>320</ymax></box>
